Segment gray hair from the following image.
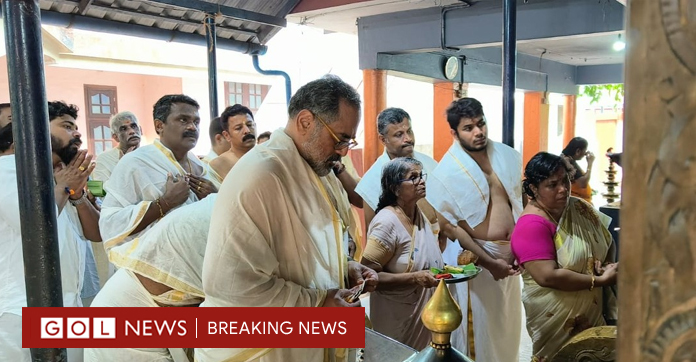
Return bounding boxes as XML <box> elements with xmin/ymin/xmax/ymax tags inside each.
<box><xmin>377</xmin><ymin>107</ymin><xmax>411</xmax><ymax>135</ymax></box>
<box><xmin>288</xmin><ymin>74</ymin><xmax>361</xmax><ymax>124</ymax></box>
<box><xmin>109</xmin><ymin>111</ymin><xmax>139</xmax><ymax>134</ymax></box>
<box><xmin>376</xmin><ymin>157</ymin><xmax>423</xmax><ymax>213</ymax></box>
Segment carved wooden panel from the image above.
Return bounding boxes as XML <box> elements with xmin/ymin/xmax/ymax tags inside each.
<box><xmin>620</xmin><ymin>0</ymin><xmax>696</xmax><ymax>361</ymax></box>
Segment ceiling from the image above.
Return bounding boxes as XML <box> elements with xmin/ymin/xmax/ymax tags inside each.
<box><xmin>515</xmin><ymin>32</ymin><xmax>625</xmax><ymax>66</ymax></box>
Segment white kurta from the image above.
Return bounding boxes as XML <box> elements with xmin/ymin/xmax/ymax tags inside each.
<box><xmin>196</xmin><ymin>129</ymin><xmax>350</xmax><ymax>362</ymax></box>
<box><xmin>92</xmin><ymin>146</ymin><xmax>121</xmax><ymax>184</ymax></box>
<box><xmin>355</xmin><ymin>150</ymin><xmax>438</xmax><ymax>211</ymax></box>
<box><xmin>0</xmin><ymin>155</ymin><xmax>86</xmax><ymax>361</ymax></box>
<box><xmin>427</xmin><ymin>140</ymin><xmax>523</xmax><ymax>362</ymax></box>
<box><xmin>99</xmin><ymin>139</ymin><xmax>212</xmax><ymax>253</ymax></box>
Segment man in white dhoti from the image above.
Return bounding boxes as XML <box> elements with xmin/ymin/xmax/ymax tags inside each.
<box><xmin>0</xmin><ymin>101</ymin><xmax>102</xmax><ymax>362</ymax></box>
<box><xmin>355</xmin><ymin>108</ymin><xmax>439</xmax><ymax>226</ymax></box>
<box><xmin>86</xmin><ymin>196</ymin><xmax>217</xmax><ymax>362</ymax></box>
<box><xmin>201</xmin><ymin>116</ymin><xmax>230</xmax><ymax>164</ymax></box>
<box><xmin>99</xmin><ymin>95</ymin><xmax>218</xmax><ymax>254</ymax></box>
<box><xmin>427</xmin><ymin>97</ymin><xmax>523</xmax><ymax>362</ymax></box>
<box><xmin>92</xmin><ymin>111</ymin><xmax>141</xmax><ymax>184</ymax></box>
<box><xmin>209</xmin><ymin>104</ymin><xmax>257</xmax><ymax>182</ymax></box>
<box><xmin>196</xmin><ymin>76</ymin><xmax>378</xmax><ymax>362</ymax></box>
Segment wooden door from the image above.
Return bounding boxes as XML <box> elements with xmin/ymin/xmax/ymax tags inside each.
<box><xmin>84</xmin><ymin>85</ymin><xmax>118</xmax><ymax>155</ymax></box>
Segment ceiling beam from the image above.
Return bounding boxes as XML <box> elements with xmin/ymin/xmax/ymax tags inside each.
<box><xmin>144</xmin><ymin>0</ymin><xmax>287</xmax><ymax>28</ymax></box>
<box><xmin>576</xmin><ymin>64</ymin><xmax>624</xmax><ymax>85</ymax></box>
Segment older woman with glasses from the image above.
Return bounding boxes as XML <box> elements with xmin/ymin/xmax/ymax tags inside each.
<box><xmin>360</xmin><ymin>157</ymin><xmax>444</xmax><ymax>350</ymax></box>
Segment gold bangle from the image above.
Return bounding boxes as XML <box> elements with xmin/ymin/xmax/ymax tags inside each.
<box><xmin>589</xmin><ymin>275</ymin><xmax>595</xmax><ymax>291</ymax></box>
<box><xmin>155</xmin><ymin>199</ymin><xmax>165</xmax><ymax>218</ymax></box>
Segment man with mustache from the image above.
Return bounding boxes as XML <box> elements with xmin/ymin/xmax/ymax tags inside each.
<box><xmin>197</xmin><ymin>75</ymin><xmax>378</xmax><ymax>362</ymax></box>
<box><xmin>355</xmin><ymin>108</ymin><xmax>439</xmax><ymax>227</ymax></box>
<box><xmin>427</xmin><ymin>97</ymin><xmax>523</xmax><ymax>362</ymax></box>
<box><xmin>99</xmin><ymin>94</ymin><xmax>218</xmax><ymax>256</ymax></box>
<box><xmin>0</xmin><ymin>101</ymin><xmax>100</xmax><ymax>362</ymax></box>
<box><xmin>92</xmin><ymin>111</ymin><xmax>142</xmax><ymax>184</ymax></box>
<box><xmin>209</xmin><ymin>104</ymin><xmax>256</xmax><ymax>181</ymax></box>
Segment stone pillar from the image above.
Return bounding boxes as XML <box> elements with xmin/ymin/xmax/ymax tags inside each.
<box><xmin>618</xmin><ymin>0</ymin><xmax>696</xmax><ymax>360</ymax></box>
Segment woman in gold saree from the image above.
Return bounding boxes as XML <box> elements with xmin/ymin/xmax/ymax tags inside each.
<box><xmin>360</xmin><ymin>157</ymin><xmax>443</xmax><ymax>350</ymax></box>
<box><xmin>510</xmin><ymin>152</ymin><xmax>618</xmax><ymax>361</ymax></box>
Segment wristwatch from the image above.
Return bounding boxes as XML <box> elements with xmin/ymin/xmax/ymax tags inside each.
<box><xmin>69</xmin><ymin>190</ymin><xmax>88</xmax><ymax>206</ymax></box>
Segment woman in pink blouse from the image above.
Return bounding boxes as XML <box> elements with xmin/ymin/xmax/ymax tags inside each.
<box><xmin>511</xmin><ymin>152</ymin><xmax>618</xmax><ymax>362</ymax></box>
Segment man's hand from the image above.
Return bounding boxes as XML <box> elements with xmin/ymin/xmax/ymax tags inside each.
<box><xmin>347</xmin><ymin>261</ymin><xmax>378</xmax><ymax>293</ymax></box>
<box><xmin>161</xmin><ymin>173</ymin><xmax>190</xmax><ymax>210</ymax></box>
<box><xmin>188</xmin><ymin>174</ymin><xmax>217</xmax><ymax>199</ymax></box>
<box><xmin>481</xmin><ymin>258</ymin><xmax>516</xmax><ymax>281</ymax></box>
<box><xmin>322</xmin><ymin>289</ymin><xmax>361</xmax><ymax>307</ymax></box>
<box><xmin>54</xmin><ymin>150</ymin><xmax>94</xmax><ymax>193</ymax></box>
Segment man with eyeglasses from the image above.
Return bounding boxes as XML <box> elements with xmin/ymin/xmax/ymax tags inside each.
<box><xmin>92</xmin><ymin>111</ymin><xmax>142</xmax><ymax>184</ymax></box>
<box><xmin>355</xmin><ymin>107</ymin><xmax>439</xmax><ymax>227</ymax></box>
<box><xmin>427</xmin><ymin>97</ymin><xmax>523</xmax><ymax>362</ymax></box>
<box><xmin>197</xmin><ymin>75</ymin><xmax>378</xmax><ymax>362</ymax></box>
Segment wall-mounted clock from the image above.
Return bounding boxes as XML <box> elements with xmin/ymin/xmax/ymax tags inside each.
<box><xmin>444</xmin><ymin>56</ymin><xmax>459</xmax><ymax>80</ymax></box>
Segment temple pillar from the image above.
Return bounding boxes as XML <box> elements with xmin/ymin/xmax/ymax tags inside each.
<box><xmin>362</xmin><ymin>69</ymin><xmax>386</xmax><ymax>171</ymax></box>
<box><xmin>562</xmin><ymin>94</ymin><xmax>576</xmax><ymax>146</ymax></box>
<box><xmin>433</xmin><ymin>82</ymin><xmax>460</xmax><ymax>161</ymax></box>
<box><xmin>618</xmin><ymin>0</ymin><xmax>696</xmax><ymax>360</ymax></box>
<box><xmin>522</xmin><ymin>92</ymin><xmax>549</xmax><ymax>166</ymax></box>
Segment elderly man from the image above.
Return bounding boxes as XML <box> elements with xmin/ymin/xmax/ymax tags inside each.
<box><xmin>202</xmin><ymin>116</ymin><xmax>230</xmax><ymax>164</ymax></box>
<box><xmin>427</xmin><ymin>97</ymin><xmax>523</xmax><ymax>362</ymax></box>
<box><xmin>209</xmin><ymin>104</ymin><xmax>256</xmax><ymax>181</ymax></box>
<box><xmin>355</xmin><ymin>107</ymin><xmax>439</xmax><ymax>226</ymax></box>
<box><xmin>196</xmin><ymin>76</ymin><xmax>378</xmax><ymax>362</ymax></box>
<box><xmin>0</xmin><ymin>103</ymin><xmax>11</xmax><ymax>128</ymax></box>
<box><xmin>92</xmin><ymin>111</ymin><xmax>141</xmax><ymax>184</ymax></box>
<box><xmin>0</xmin><ymin>101</ymin><xmax>100</xmax><ymax>362</ymax></box>
<box><xmin>99</xmin><ymin>95</ymin><xmax>218</xmax><ymax>255</ymax></box>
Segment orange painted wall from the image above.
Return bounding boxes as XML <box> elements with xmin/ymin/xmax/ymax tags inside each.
<box><xmin>433</xmin><ymin>82</ymin><xmax>457</xmax><ymax>161</ymax></box>
<box><xmin>0</xmin><ymin>57</ymin><xmax>182</xmax><ymax>147</ymax></box>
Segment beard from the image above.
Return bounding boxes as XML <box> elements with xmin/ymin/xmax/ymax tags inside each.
<box><xmin>457</xmin><ymin>135</ymin><xmax>487</xmax><ymax>153</ymax></box>
<box><xmin>51</xmin><ymin>135</ymin><xmax>81</xmax><ymax>164</ymax></box>
<box><xmin>300</xmin><ymin>128</ymin><xmax>340</xmax><ymax>176</ymax></box>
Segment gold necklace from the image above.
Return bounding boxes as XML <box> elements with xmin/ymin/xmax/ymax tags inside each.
<box><xmin>534</xmin><ymin>201</ymin><xmax>560</xmax><ymax>225</ymax></box>
<box><xmin>394</xmin><ymin>205</ymin><xmax>415</xmax><ymax>230</ymax></box>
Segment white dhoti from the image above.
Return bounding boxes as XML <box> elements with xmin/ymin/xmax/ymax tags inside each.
<box><xmin>84</xmin><ymin>269</ymin><xmax>188</xmax><ymax>362</ymax></box>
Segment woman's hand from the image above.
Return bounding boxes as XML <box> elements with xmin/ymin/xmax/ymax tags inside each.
<box><xmin>597</xmin><ymin>262</ymin><xmax>618</xmax><ymax>287</ymax></box>
<box><xmin>413</xmin><ymin>270</ymin><xmax>439</xmax><ymax>288</ymax></box>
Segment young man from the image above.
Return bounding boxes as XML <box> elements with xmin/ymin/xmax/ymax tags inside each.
<box><xmin>92</xmin><ymin>111</ymin><xmax>142</xmax><ymax>184</ymax></box>
<box><xmin>0</xmin><ymin>101</ymin><xmax>101</xmax><ymax>362</ymax></box>
<box><xmin>427</xmin><ymin>97</ymin><xmax>523</xmax><ymax>362</ymax></box>
<box><xmin>209</xmin><ymin>104</ymin><xmax>256</xmax><ymax>181</ymax></box>
<box><xmin>99</xmin><ymin>95</ymin><xmax>218</xmax><ymax>255</ymax></box>
<box><xmin>0</xmin><ymin>103</ymin><xmax>11</xmax><ymax>128</ymax></box>
<box><xmin>197</xmin><ymin>76</ymin><xmax>378</xmax><ymax>362</ymax></box>
<box><xmin>256</xmin><ymin>130</ymin><xmax>271</xmax><ymax>144</ymax></box>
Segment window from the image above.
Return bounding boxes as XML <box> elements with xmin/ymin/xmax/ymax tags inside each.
<box><xmin>224</xmin><ymin>82</ymin><xmax>270</xmax><ymax>113</ymax></box>
<box><xmin>84</xmin><ymin>85</ymin><xmax>118</xmax><ymax>155</ymax></box>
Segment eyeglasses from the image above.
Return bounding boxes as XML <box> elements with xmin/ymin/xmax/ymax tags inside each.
<box><xmin>314</xmin><ymin>114</ymin><xmax>359</xmax><ymax>150</ymax></box>
<box><xmin>399</xmin><ymin>172</ymin><xmax>427</xmax><ymax>185</ymax></box>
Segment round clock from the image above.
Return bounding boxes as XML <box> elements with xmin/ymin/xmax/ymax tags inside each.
<box><xmin>444</xmin><ymin>56</ymin><xmax>459</xmax><ymax>80</ymax></box>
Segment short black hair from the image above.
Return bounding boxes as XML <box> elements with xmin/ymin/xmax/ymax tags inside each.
<box><xmin>0</xmin><ymin>122</ymin><xmax>12</xmax><ymax>152</ymax></box>
<box><xmin>377</xmin><ymin>108</ymin><xmax>411</xmax><ymax>135</ymax></box>
<box><xmin>446</xmin><ymin>97</ymin><xmax>484</xmax><ymax>131</ymax></box>
<box><xmin>288</xmin><ymin>75</ymin><xmax>361</xmax><ymax>124</ymax></box>
<box><xmin>0</xmin><ymin>103</ymin><xmax>10</xmax><ymax>111</ymax></box>
<box><xmin>48</xmin><ymin>101</ymin><xmax>79</xmax><ymax>121</ymax></box>
<box><xmin>153</xmin><ymin>94</ymin><xmax>199</xmax><ymax>123</ymax></box>
<box><xmin>562</xmin><ymin>137</ymin><xmax>588</xmax><ymax>157</ymax></box>
<box><xmin>220</xmin><ymin>104</ymin><xmax>254</xmax><ymax>131</ymax></box>
<box><xmin>209</xmin><ymin>116</ymin><xmax>223</xmax><ymax>142</ymax></box>
<box><xmin>523</xmin><ymin>152</ymin><xmax>571</xmax><ymax>199</ymax></box>
<box><xmin>257</xmin><ymin>131</ymin><xmax>271</xmax><ymax>141</ymax></box>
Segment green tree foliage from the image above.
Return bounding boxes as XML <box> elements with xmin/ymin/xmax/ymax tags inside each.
<box><xmin>579</xmin><ymin>84</ymin><xmax>624</xmax><ymax>105</ymax></box>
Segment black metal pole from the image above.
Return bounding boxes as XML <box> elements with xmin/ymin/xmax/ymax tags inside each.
<box><xmin>251</xmin><ymin>54</ymin><xmax>292</xmax><ymax>106</ymax></box>
<box><xmin>2</xmin><ymin>0</ymin><xmax>66</xmax><ymax>361</ymax></box>
<box><xmin>205</xmin><ymin>15</ymin><xmax>218</xmax><ymax>121</ymax></box>
<box><xmin>502</xmin><ymin>0</ymin><xmax>517</xmax><ymax>148</ymax></box>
